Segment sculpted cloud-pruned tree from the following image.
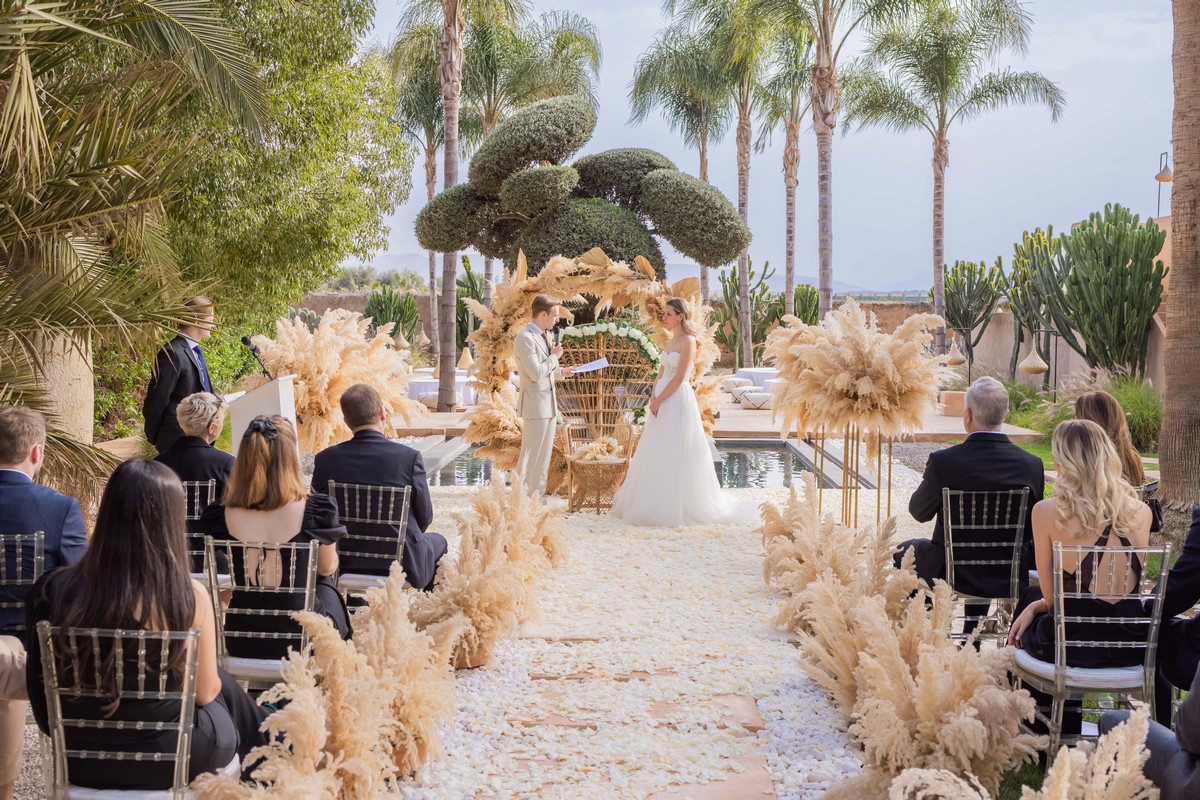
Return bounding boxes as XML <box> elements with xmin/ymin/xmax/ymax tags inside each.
<box><xmin>629</xmin><ymin>21</ymin><xmax>733</xmax><ymax>303</ymax></box>
<box><xmin>416</xmin><ymin>94</ymin><xmax>749</xmax><ymax>284</ymax></box>
<box><xmin>843</xmin><ymin>0</ymin><xmax>1064</xmax><ymax>353</ymax></box>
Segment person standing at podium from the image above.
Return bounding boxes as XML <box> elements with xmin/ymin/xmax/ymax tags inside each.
<box><xmin>143</xmin><ymin>297</ymin><xmax>216</xmax><ymax>453</ymax></box>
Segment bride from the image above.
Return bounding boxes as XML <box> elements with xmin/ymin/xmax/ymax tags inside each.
<box><xmin>612</xmin><ymin>297</ymin><xmax>757</xmax><ymax>527</ymax></box>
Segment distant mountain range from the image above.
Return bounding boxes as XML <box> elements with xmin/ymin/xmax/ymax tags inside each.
<box><xmin>354</xmin><ymin>252</ymin><xmax>934</xmax><ymax>295</ymax></box>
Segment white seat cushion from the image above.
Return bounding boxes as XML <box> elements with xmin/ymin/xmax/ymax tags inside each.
<box><xmin>67</xmin><ymin>756</ymin><xmax>239</xmax><ymax>798</ymax></box>
<box><xmin>731</xmin><ymin>385</ymin><xmax>757</xmax><ymax>402</ymax></box>
<box><xmin>419</xmin><ymin>391</ymin><xmax>461</xmax><ymax>410</ymax></box>
<box><xmin>339</xmin><ymin>572</ymin><xmax>387</xmax><ymax>592</ymax></box>
<box><xmin>741</xmin><ymin>392</ymin><xmax>772</xmax><ymax>410</ymax></box>
<box><xmin>722</xmin><ymin>377</ymin><xmax>753</xmax><ymax>392</ymax></box>
<box><xmin>1013</xmin><ymin>648</ymin><xmax>1146</xmax><ymax>690</ymax></box>
<box><xmin>223</xmin><ymin>656</ymin><xmax>284</xmax><ymax>683</ymax></box>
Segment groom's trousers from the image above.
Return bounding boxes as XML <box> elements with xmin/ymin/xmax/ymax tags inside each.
<box><xmin>517</xmin><ymin>415</ymin><xmax>557</xmax><ymax>497</ymax></box>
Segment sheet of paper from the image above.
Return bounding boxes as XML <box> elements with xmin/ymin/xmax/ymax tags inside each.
<box><xmin>571</xmin><ymin>357</ymin><xmax>609</xmax><ymax>374</ymax></box>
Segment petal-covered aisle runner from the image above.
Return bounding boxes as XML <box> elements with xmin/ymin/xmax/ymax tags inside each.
<box><xmin>400</xmin><ymin>487</ymin><xmax>862</xmax><ymax>800</ymax></box>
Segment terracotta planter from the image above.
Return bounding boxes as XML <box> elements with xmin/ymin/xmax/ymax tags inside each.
<box><xmin>940</xmin><ymin>390</ymin><xmax>965</xmax><ymax>417</ymax></box>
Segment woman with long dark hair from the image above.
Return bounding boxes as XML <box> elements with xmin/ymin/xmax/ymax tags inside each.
<box><xmin>24</xmin><ymin>459</ymin><xmax>269</xmax><ymax>790</ymax></box>
<box><xmin>201</xmin><ymin>415</ymin><xmax>350</xmax><ymax>656</ymax></box>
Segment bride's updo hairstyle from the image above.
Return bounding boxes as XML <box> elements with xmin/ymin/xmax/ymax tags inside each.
<box><xmin>665</xmin><ymin>297</ymin><xmax>696</xmax><ymax>337</ymax></box>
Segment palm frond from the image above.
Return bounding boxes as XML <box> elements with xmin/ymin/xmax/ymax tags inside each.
<box><xmin>950</xmin><ymin>68</ymin><xmax>1065</xmax><ymax>125</ymax></box>
<box><xmin>840</xmin><ymin>62</ymin><xmax>932</xmax><ymax>135</ymax></box>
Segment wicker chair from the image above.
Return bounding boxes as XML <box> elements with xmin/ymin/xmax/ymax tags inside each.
<box><xmin>565</xmin><ymin>424</ymin><xmax>633</xmax><ymax>514</ymax></box>
<box><xmin>0</xmin><ymin>532</ymin><xmax>43</xmax><ymax>638</ymax></box>
<box><xmin>325</xmin><ymin>481</ymin><xmax>411</xmax><ymax>595</ymax></box>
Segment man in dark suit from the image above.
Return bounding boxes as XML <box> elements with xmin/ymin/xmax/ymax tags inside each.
<box><xmin>311</xmin><ymin>384</ymin><xmax>447</xmax><ymax>591</ymax></box>
<box><xmin>143</xmin><ymin>296</ymin><xmax>217</xmax><ymax>453</ymax></box>
<box><xmin>1153</xmin><ymin>507</ymin><xmax>1200</xmax><ymax>725</ymax></box>
<box><xmin>896</xmin><ymin>376</ymin><xmax>1045</xmax><ymax>600</ymax></box>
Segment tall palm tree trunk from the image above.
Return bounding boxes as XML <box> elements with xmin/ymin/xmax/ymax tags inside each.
<box><xmin>1162</xmin><ymin>0</ymin><xmax>1200</xmax><ymax>508</ymax></box>
<box><xmin>481</xmin><ymin>117</ymin><xmax>497</xmax><ymax>310</ymax></box>
<box><xmin>932</xmin><ymin>131</ymin><xmax>949</xmax><ymax>354</ymax></box>
<box><xmin>783</xmin><ymin>118</ymin><xmax>800</xmax><ymax>318</ymax></box>
<box><xmin>699</xmin><ymin>132</ymin><xmax>710</xmax><ymax>305</ymax></box>
<box><xmin>438</xmin><ymin>2</ymin><xmax>465</xmax><ymax>412</ymax></box>
<box><xmin>424</xmin><ymin>144</ymin><xmax>440</xmax><ymax>364</ymax></box>
<box><xmin>812</xmin><ymin>45</ymin><xmax>838</xmax><ymax>320</ymax></box>
<box><xmin>736</xmin><ymin>92</ymin><xmax>752</xmax><ymax>368</ymax></box>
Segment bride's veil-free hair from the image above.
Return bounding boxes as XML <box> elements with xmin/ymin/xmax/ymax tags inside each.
<box><xmin>665</xmin><ymin>297</ymin><xmax>696</xmax><ymax>337</ymax></box>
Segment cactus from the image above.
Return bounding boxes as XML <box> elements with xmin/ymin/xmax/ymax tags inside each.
<box><xmin>456</xmin><ymin>255</ymin><xmax>485</xmax><ymax>351</ymax></box>
<box><xmin>1050</xmin><ymin>204</ymin><xmax>1168</xmax><ymax>378</ymax></box>
<box><xmin>792</xmin><ymin>284</ymin><xmax>820</xmax><ymax>326</ymax></box>
<box><xmin>712</xmin><ymin>258</ymin><xmax>781</xmax><ymax>368</ymax></box>
<box><xmin>943</xmin><ymin>258</ymin><xmax>1005</xmax><ymax>372</ymax></box>
<box><xmin>1008</xmin><ymin>228</ymin><xmax>1057</xmax><ymax>388</ymax></box>
<box><xmin>364</xmin><ymin>286</ymin><xmax>421</xmax><ymax>344</ymax></box>
<box><xmin>286</xmin><ymin>306</ymin><xmax>321</xmax><ymax>334</ymax></box>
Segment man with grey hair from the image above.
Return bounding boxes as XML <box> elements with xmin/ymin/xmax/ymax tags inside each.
<box><xmin>896</xmin><ymin>376</ymin><xmax>1045</xmax><ymax>602</ymax></box>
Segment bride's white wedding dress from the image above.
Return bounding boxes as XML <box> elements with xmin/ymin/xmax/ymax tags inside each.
<box><xmin>612</xmin><ymin>352</ymin><xmax>757</xmax><ymax>527</ymax></box>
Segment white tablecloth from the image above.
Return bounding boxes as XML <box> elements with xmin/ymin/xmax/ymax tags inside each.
<box><xmin>734</xmin><ymin>367</ymin><xmax>780</xmax><ymax>389</ymax></box>
<box><xmin>407</xmin><ymin>374</ymin><xmax>477</xmax><ymax>405</ymax></box>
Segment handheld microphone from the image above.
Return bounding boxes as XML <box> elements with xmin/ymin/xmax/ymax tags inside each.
<box><xmin>553</xmin><ymin>327</ymin><xmax>560</xmax><ymax>347</ymax></box>
<box><xmin>241</xmin><ymin>336</ymin><xmax>272</xmax><ymax>379</ymax></box>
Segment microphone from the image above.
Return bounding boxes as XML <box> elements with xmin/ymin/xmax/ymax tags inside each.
<box><xmin>241</xmin><ymin>336</ymin><xmax>272</xmax><ymax>379</ymax></box>
<box><xmin>553</xmin><ymin>327</ymin><xmax>560</xmax><ymax>347</ymax></box>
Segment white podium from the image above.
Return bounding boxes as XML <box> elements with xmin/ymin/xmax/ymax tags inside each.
<box><xmin>223</xmin><ymin>375</ymin><xmax>298</xmax><ymax>457</ymax></box>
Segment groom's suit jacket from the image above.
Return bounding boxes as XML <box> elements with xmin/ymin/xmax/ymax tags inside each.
<box><xmin>514</xmin><ymin>324</ymin><xmax>563</xmax><ymax>420</ymax></box>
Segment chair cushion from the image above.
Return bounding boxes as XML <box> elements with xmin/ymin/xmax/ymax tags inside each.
<box><xmin>1013</xmin><ymin>648</ymin><xmax>1146</xmax><ymax>690</ymax></box>
<box><xmin>731</xmin><ymin>385</ymin><xmax>757</xmax><ymax>402</ymax></box>
<box><xmin>722</xmin><ymin>377</ymin><xmax>753</xmax><ymax>392</ymax></box>
<box><xmin>339</xmin><ymin>572</ymin><xmax>387</xmax><ymax>592</ymax></box>
<box><xmin>223</xmin><ymin>656</ymin><xmax>285</xmax><ymax>683</ymax></box>
<box><xmin>67</xmin><ymin>756</ymin><xmax>239</xmax><ymax>798</ymax></box>
<box><xmin>741</xmin><ymin>392</ymin><xmax>772</xmax><ymax>410</ymax></box>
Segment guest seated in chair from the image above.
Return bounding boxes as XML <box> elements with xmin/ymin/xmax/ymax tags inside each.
<box><xmin>0</xmin><ymin>635</ymin><xmax>25</xmax><ymax>800</ymax></box>
<box><xmin>201</xmin><ymin>416</ymin><xmax>352</xmax><ymax>651</ymax></box>
<box><xmin>312</xmin><ymin>384</ymin><xmax>446</xmax><ymax>591</ymax></box>
<box><xmin>1100</xmin><ymin>662</ymin><xmax>1200</xmax><ymax>799</ymax></box>
<box><xmin>895</xmin><ymin>377</ymin><xmax>1044</xmax><ymax>607</ymax></box>
<box><xmin>1153</xmin><ymin>506</ymin><xmax>1200</xmax><ymax>725</ymax></box>
<box><xmin>154</xmin><ymin>391</ymin><xmax>235</xmax><ymax>499</ymax></box>
<box><xmin>1007</xmin><ymin>419</ymin><xmax>1153</xmax><ymax>735</ymax></box>
<box><xmin>25</xmin><ymin>460</ymin><xmax>270</xmax><ymax>790</ymax></box>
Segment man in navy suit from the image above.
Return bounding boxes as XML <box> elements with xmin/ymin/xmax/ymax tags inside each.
<box><xmin>0</xmin><ymin>406</ymin><xmax>87</xmax><ymax>799</ymax></box>
<box><xmin>143</xmin><ymin>296</ymin><xmax>217</xmax><ymax>453</ymax></box>
<box><xmin>311</xmin><ymin>384</ymin><xmax>447</xmax><ymax>590</ymax></box>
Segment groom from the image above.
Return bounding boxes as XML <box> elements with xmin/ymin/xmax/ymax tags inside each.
<box><xmin>515</xmin><ymin>295</ymin><xmax>574</xmax><ymax>496</ymax></box>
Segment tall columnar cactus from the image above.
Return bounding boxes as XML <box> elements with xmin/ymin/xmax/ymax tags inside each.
<box><xmin>1032</xmin><ymin>204</ymin><xmax>1168</xmax><ymax>378</ymax></box>
<box><xmin>943</xmin><ymin>258</ymin><xmax>1005</xmax><ymax>371</ymax></box>
<box><xmin>713</xmin><ymin>259</ymin><xmax>781</xmax><ymax>368</ymax></box>
<box><xmin>1008</xmin><ymin>229</ymin><xmax>1057</xmax><ymax>387</ymax></box>
<box><xmin>792</xmin><ymin>284</ymin><xmax>820</xmax><ymax>326</ymax></box>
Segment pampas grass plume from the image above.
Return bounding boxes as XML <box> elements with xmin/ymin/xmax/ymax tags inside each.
<box><xmin>1022</xmin><ymin>705</ymin><xmax>1158</xmax><ymax>800</ymax></box>
<box><xmin>888</xmin><ymin>769</ymin><xmax>990</xmax><ymax>800</ymax></box>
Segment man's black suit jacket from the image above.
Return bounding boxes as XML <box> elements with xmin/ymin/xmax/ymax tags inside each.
<box><xmin>154</xmin><ymin>435</ymin><xmax>235</xmax><ymax>508</ymax></box>
<box><xmin>311</xmin><ymin>429</ymin><xmax>445</xmax><ymax>590</ymax></box>
<box><xmin>143</xmin><ymin>336</ymin><xmax>208</xmax><ymax>453</ymax></box>
<box><xmin>907</xmin><ymin>431</ymin><xmax>1045</xmax><ymax>595</ymax></box>
<box><xmin>0</xmin><ymin>470</ymin><xmax>88</xmax><ymax>634</ymax></box>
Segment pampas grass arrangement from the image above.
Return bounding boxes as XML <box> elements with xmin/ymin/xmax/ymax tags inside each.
<box><xmin>243</xmin><ymin>309</ymin><xmax>423</xmax><ymax>453</ymax></box>
<box><xmin>1022</xmin><ymin>706</ymin><xmax>1158</xmax><ymax>800</ymax></box>
<box><xmin>765</xmin><ymin>298</ymin><xmax>952</xmax><ymax>444</ymax></box>
<box><xmin>888</xmin><ymin>769</ymin><xmax>990</xmax><ymax>800</ymax></box>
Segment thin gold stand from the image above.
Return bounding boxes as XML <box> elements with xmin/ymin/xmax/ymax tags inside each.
<box><xmin>811</xmin><ymin>426</ymin><xmax>893</xmax><ymax>527</ymax></box>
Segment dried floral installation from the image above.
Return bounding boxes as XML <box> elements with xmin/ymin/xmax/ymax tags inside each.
<box><xmin>462</xmin><ymin>248</ymin><xmax>721</xmax><ymax>479</ymax></box>
<box><xmin>887</xmin><ymin>768</ymin><xmax>990</xmax><ymax>800</ymax></box>
<box><xmin>243</xmin><ymin>309</ymin><xmax>424</xmax><ymax>453</ymax></box>
<box><xmin>1021</xmin><ymin>705</ymin><xmax>1158</xmax><ymax>800</ymax></box>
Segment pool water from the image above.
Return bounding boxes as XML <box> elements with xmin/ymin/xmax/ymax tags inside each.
<box><xmin>431</xmin><ymin>442</ymin><xmax>810</xmax><ymax>489</ymax></box>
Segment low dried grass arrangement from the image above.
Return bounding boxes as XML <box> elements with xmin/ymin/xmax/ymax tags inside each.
<box><xmin>243</xmin><ymin>309</ymin><xmax>423</xmax><ymax>453</ymax></box>
<box><xmin>1022</xmin><ymin>705</ymin><xmax>1158</xmax><ymax>800</ymax></box>
<box><xmin>461</xmin><ymin>248</ymin><xmax>721</xmax><ymax>480</ymax></box>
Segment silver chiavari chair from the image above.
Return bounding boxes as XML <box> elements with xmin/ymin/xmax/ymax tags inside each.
<box><xmin>326</xmin><ymin>481</ymin><xmax>411</xmax><ymax>595</ymax></box>
<box><xmin>181</xmin><ymin>480</ymin><xmax>217</xmax><ymax>577</ymax></box>
<box><xmin>0</xmin><ymin>532</ymin><xmax>44</xmax><ymax>638</ymax></box>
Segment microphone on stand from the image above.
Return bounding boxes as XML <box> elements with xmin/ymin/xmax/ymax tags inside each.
<box><xmin>241</xmin><ymin>336</ymin><xmax>273</xmax><ymax>379</ymax></box>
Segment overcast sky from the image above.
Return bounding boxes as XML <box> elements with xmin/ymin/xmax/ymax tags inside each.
<box><xmin>365</xmin><ymin>0</ymin><xmax>1174</xmax><ymax>291</ymax></box>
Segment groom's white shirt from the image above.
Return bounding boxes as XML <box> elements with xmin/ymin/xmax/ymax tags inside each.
<box><xmin>514</xmin><ymin>322</ymin><xmax>563</xmax><ymax>419</ymax></box>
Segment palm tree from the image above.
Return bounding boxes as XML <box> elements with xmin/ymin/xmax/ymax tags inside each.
<box><xmin>669</xmin><ymin>0</ymin><xmax>776</xmax><ymax>366</ymax></box>
<box><xmin>400</xmin><ymin>0</ymin><xmax>529</xmax><ymax>412</ymax></box>
<box><xmin>1</xmin><ymin>0</ymin><xmax>263</xmax><ymax>491</ymax></box>
<box><xmin>1161</xmin><ymin>0</ymin><xmax>1200</xmax><ymax>508</ymax></box>
<box><xmin>630</xmin><ymin>21</ymin><xmax>733</xmax><ymax>303</ymax></box>
<box><xmin>461</xmin><ymin>10</ymin><xmax>602</xmax><ymax>307</ymax></box>
<box><xmin>842</xmin><ymin>0</ymin><xmax>1063</xmax><ymax>352</ymax></box>
<box><xmin>388</xmin><ymin>23</ymin><xmax>444</xmax><ymax>364</ymax></box>
<box><xmin>752</xmin><ymin>0</ymin><xmax>915</xmax><ymax>319</ymax></box>
<box><xmin>757</xmin><ymin>22</ymin><xmax>813</xmax><ymax>318</ymax></box>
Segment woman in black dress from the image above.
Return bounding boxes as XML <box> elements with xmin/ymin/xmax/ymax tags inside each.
<box><xmin>201</xmin><ymin>415</ymin><xmax>351</xmax><ymax>658</ymax></box>
<box><xmin>25</xmin><ymin>459</ymin><xmax>270</xmax><ymax>790</ymax></box>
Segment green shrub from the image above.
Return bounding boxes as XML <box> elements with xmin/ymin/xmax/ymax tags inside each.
<box><xmin>572</xmin><ymin>148</ymin><xmax>677</xmax><ymax>213</ymax></box>
<box><xmin>500</xmin><ymin>165</ymin><xmax>580</xmax><ymax>219</ymax></box>
<box><xmin>364</xmin><ymin>286</ymin><xmax>420</xmax><ymax>343</ymax></box>
<box><xmin>93</xmin><ymin>341</ymin><xmax>153</xmax><ymax>440</ymax></box>
<box><xmin>639</xmin><ymin>169</ymin><xmax>752</xmax><ymax>267</ymax></box>
<box><xmin>414</xmin><ymin>184</ymin><xmax>489</xmax><ymax>252</ymax></box>
<box><xmin>1104</xmin><ymin>375</ymin><xmax>1162</xmax><ymax>452</ymax></box>
<box><xmin>467</xmin><ymin>95</ymin><xmax>596</xmax><ymax>195</ymax></box>
<box><xmin>456</xmin><ymin>256</ymin><xmax>484</xmax><ymax>350</ymax></box>
<box><xmin>512</xmin><ymin>198</ymin><xmax>665</xmax><ymax>276</ymax></box>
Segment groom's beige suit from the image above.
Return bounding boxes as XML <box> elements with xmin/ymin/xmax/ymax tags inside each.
<box><xmin>515</xmin><ymin>322</ymin><xmax>563</xmax><ymax>496</ymax></box>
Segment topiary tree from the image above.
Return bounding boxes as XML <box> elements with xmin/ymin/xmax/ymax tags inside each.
<box><xmin>416</xmin><ymin>95</ymin><xmax>749</xmax><ymax>278</ymax></box>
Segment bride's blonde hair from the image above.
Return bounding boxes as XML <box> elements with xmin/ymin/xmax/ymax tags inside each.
<box><xmin>665</xmin><ymin>297</ymin><xmax>696</xmax><ymax>337</ymax></box>
<box><xmin>1052</xmin><ymin>419</ymin><xmax>1142</xmax><ymax>539</ymax></box>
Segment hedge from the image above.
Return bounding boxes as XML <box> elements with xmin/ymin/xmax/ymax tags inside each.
<box><xmin>414</xmin><ymin>184</ymin><xmax>488</xmax><ymax>252</ymax></box>
<box><xmin>500</xmin><ymin>165</ymin><xmax>580</xmax><ymax>219</ymax></box>
<box><xmin>639</xmin><ymin>169</ymin><xmax>751</xmax><ymax>266</ymax></box>
<box><xmin>572</xmin><ymin>148</ymin><xmax>677</xmax><ymax>214</ymax></box>
<box><xmin>467</xmin><ymin>95</ymin><xmax>596</xmax><ymax>196</ymax></box>
<box><xmin>512</xmin><ymin>198</ymin><xmax>665</xmax><ymax>276</ymax></box>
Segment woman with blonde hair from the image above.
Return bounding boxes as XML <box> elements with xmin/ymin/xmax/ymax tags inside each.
<box><xmin>1074</xmin><ymin>390</ymin><xmax>1144</xmax><ymax>486</ymax></box>
<box><xmin>154</xmin><ymin>392</ymin><xmax>234</xmax><ymax>500</ymax></box>
<box><xmin>612</xmin><ymin>297</ymin><xmax>755</xmax><ymax>526</ymax></box>
<box><xmin>200</xmin><ymin>415</ymin><xmax>350</xmax><ymax>656</ymax></box>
